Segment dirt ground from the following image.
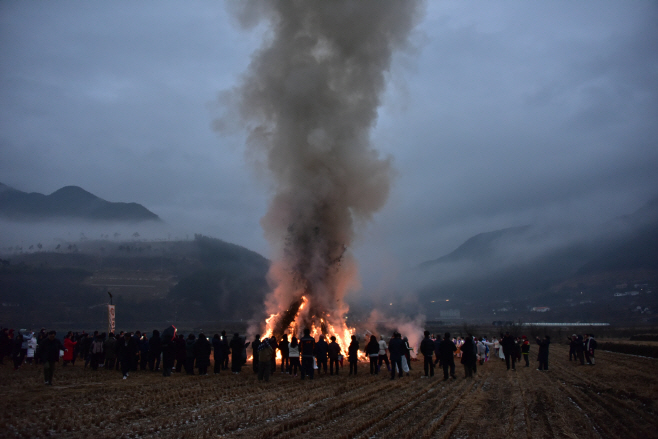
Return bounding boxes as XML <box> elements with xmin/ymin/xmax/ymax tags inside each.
<box><xmin>2</xmin><ymin>344</ymin><xmax>657</xmax><ymax>439</ymax></box>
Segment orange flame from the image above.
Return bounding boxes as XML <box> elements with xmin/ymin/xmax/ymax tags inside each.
<box><xmin>260</xmin><ymin>294</ymin><xmax>358</xmax><ymax>361</ymax></box>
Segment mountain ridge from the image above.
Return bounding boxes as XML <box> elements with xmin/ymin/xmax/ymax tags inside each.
<box><xmin>0</xmin><ymin>182</ymin><xmax>161</xmax><ymax>222</ymax></box>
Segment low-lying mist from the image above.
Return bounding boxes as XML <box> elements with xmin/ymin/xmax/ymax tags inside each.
<box><xmin>0</xmin><ymin>219</ymin><xmax>182</xmax><ymax>254</ymax></box>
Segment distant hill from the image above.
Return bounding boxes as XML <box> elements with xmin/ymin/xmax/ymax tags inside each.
<box><xmin>0</xmin><ymin>234</ymin><xmax>270</xmax><ymax>328</ymax></box>
<box><xmin>0</xmin><ymin>182</ymin><xmax>161</xmax><ymax>222</ymax></box>
<box><xmin>418</xmin><ymin>225</ymin><xmax>531</xmax><ymax>268</ymax></box>
<box><xmin>415</xmin><ymin>196</ymin><xmax>658</xmax><ymax>312</ymax></box>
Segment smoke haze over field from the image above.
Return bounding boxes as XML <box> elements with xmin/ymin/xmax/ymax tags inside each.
<box><xmin>1</xmin><ymin>1</ymin><xmax>657</xmax><ymax>305</ymax></box>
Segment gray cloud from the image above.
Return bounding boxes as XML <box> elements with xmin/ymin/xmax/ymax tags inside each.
<box><xmin>1</xmin><ymin>1</ymin><xmax>656</xmax><ymax>294</ymax></box>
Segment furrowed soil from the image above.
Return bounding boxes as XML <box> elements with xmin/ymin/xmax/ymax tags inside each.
<box><xmin>2</xmin><ymin>344</ymin><xmax>657</xmax><ymax>439</ymax></box>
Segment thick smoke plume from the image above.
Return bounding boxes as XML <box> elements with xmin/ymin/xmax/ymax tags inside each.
<box><xmin>223</xmin><ymin>1</ymin><xmax>424</xmax><ymax>339</ymax></box>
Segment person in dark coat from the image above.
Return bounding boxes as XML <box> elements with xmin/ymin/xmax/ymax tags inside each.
<box><xmin>117</xmin><ymin>332</ymin><xmax>138</xmax><ymax>379</ymax></box>
<box><xmin>194</xmin><ymin>333</ymin><xmax>212</xmax><ymax>375</ymax></box>
<box><xmin>328</xmin><ymin>336</ymin><xmax>341</xmax><ymax>375</ymax></box>
<box><xmin>500</xmin><ymin>332</ymin><xmax>517</xmax><ymax>371</ymax></box>
<box><xmin>269</xmin><ymin>336</ymin><xmax>278</xmax><ymax>373</ymax></box>
<box><xmin>299</xmin><ymin>329</ymin><xmax>316</xmax><ymax>380</ymax></box>
<box><xmin>568</xmin><ymin>334</ymin><xmax>577</xmax><ymax>361</ymax></box>
<box><xmin>366</xmin><ymin>335</ymin><xmax>379</xmax><ymax>375</ymax></box>
<box><xmin>131</xmin><ymin>331</ymin><xmax>142</xmax><ymax>371</ymax></box>
<box><xmin>79</xmin><ymin>333</ymin><xmax>92</xmax><ymax>369</ymax></box>
<box><xmin>212</xmin><ymin>334</ymin><xmax>223</xmax><ymax>374</ymax></box>
<box><xmin>257</xmin><ymin>337</ymin><xmax>274</xmax><ymax>382</ymax></box>
<box><xmin>12</xmin><ymin>333</ymin><xmax>25</xmax><ymax>370</ymax></box>
<box><xmin>148</xmin><ymin>330</ymin><xmax>162</xmax><ymax>372</ymax></box>
<box><xmin>0</xmin><ymin>328</ymin><xmax>10</xmax><ymax>364</ymax></box>
<box><xmin>104</xmin><ymin>333</ymin><xmax>117</xmax><ymax>370</ymax></box>
<box><xmin>575</xmin><ymin>335</ymin><xmax>585</xmax><ymax>366</ymax></box>
<box><xmin>184</xmin><ymin>334</ymin><xmax>196</xmax><ymax>375</ymax></box>
<box><xmin>175</xmin><ymin>334</ymin><xmax>186</xmax><ymax>372</ymax></box>
<box><xmin>461</xmin><ymin>336</ymin><xmax>476</xmax><ymax>378</ymax></box>
<box><xmin>251</xmin><ymin>335</ymin><xmax>261</xmax><ymax>374</ymax></box>
<box><xmin>240</xmin><ymin>336</ymin><xmax>250</xmax><ymax>367</ymax></box>
<box><xmin>438</xmin><ymin>332</ymin><xmax>457</xmax><ymax>381</ymax></box>
<box><xmin>161</xmin><ymin>326</ymin><xmax>177</xmax><ymax>377</ymax></box>
<box><xmin>388</xmin><ymin>332</ymin><xmax>406</xmax><ymax>380</ymax></box>
<box><xmin>139</xmin><ymin>334</ymin><xmax>149</xmax><ymax>371</ymax></box>
<box><xmin>348</xmin><ymin>335</ymin><xmax>360</xmax><ymax>375</ymax></box>
<box><xmin>585</xmin><ymin>334</ymin><xmax>597</xmax><ymax>365</ymax></box>
<box><xmin>230</xmin><ymin>333</ymin><xmax>245</xmax><ymax>373</ymax></box>
<box><xmin>315</xmin><ymin>334</ymin><xmax>329</xmax><ymax>374</ymax></box>
<box><xmin>279</xmin><ymin>334</ymin><xmax>290</xmax><ymax>373</ymax></box>
<box><xmin>39</xmin><ymin>331</ymin><xmax>64</xmax><ymax>385</ymax></box>
<box><xmin>220</xmin><ymin>331</ymin><xmax>230</xmax><ymax>370</ymax></box>
<box><xmin>536</xmin><ymin>335</ymin><xmax>550</xmax><ymax>371</ymax></box>
<box><xmin>419</xmin><ymin>330</ymin><xmax>435</xmax><ymax>378</ymax></box>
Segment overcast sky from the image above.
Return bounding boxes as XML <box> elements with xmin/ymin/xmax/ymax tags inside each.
<box><xmin>2</xmin><ymin>1</ymin><xmax>657</xmax><ymax>287</ymax></box>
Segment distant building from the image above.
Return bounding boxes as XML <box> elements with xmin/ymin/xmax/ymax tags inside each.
<box><xmin>531</xmin><ymin>307</ymin><xmax>550</xmax><ymax>312</ymax></box>
<box><xmin>629</xmin><ymin>291</ymin><xmax>640</xmax><ymax>296</ymax></box>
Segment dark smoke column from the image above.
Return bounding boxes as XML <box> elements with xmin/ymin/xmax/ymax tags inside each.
<box><xmin>222</xmin><ymin>1</ymin><xmax>425</xmax><ymax>337</ymax></box>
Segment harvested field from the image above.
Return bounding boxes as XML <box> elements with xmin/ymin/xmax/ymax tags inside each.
<box><xmin>597</xmin><ymin>339</ymin><xmax>658</xmax><ymax>358</ymax></box>
<box><xmin>2</xmin><ymin>344</ymin><xmax>657</xmax><ymax>439</ymax></box>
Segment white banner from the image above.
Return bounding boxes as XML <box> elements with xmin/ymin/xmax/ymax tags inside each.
<box><xmin>108</xmin><ymin>305</ymin><xmax>116</xmax><ymax>334</ymax></box>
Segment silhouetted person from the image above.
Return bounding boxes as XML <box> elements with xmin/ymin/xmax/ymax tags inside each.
<box><xmin>420</xmin><ymin>330</ymin><xmax>435</xmax><ymax>378</ymax></box>
<box><xmin>300</xmin><ymin>329</ymin><xmax>316</xmax><ymax>380</ymax></box>
<box><xmin>328</xmin><ymin>336</ymin><xmax>341</xmax><ymax>375</ymax></box>
<box><xmin>230</xmin><ymin>333</ymin><xmax>244</xmax><ymax>373</ymax></box>
<box><xmin>175</xmin><ymin>334</ymin><xmax>186</xmax><ymax>372</ymax></box>
<box><xmin>536</xmin><ymin>335</ymin><xmax>550</xmax><ymax>371</ymax></box>
<box><xmin>315</xmin><ymin>334</ymin><xmax>329</xmax><ymax>374</ymax></box>
<box><xmin>104</xmin><ymin>333</ymin><xmax>117</xmax><ymax>370</ymax></box>
<box><xmin>585</xmin><ymin>334</ymin><xmax>597</xmax><ymax>365</ymax></box>
<box><xmin>279</xmin><ymin>334</ymin><xmax>290</xmax><ymax>373</ymax></box>
<box><xmin>388</xmin><ymin>332</ymin><xmax>406</xmax><ymax>380</ymax></box>
<box><xmin>220</xmin><ymin>331</ymin><xmax>230</xmax><ymax>370</ymax></box>
<box><xmin>438</xmin><ymin>332</ymin><xmax>457</xmax><ymax>381</ymax></box>
<box><xmin>257</xmin><ymin>337</ymin><xmax>273</xmax><ymax>382</ymax></box>
<box><xmin>212</xmin><ymin>334</ymin><xmax>223</xmax><ymax>374</ymax></box>
<box><xmin>117</xmin><ymin>332</ymin><xmax>138</xmax><ymax>379</ymax></box>
<box><xmin>194</xmin><ymin>333</ymin><xmax>211</xmax><ymax>375</ymax></box>
<box><xmin>270</xmin><ymin>336</ymin><xmax>278</xmax><ymax>373</ymax></box>
<box><xmin>348</xmin><ymin>335</ymin><xmax>360</xmax><ymax>375</ymax></box>
<box><xmin>252</xmin><ymin>334</ymin><xmax>261</xmax><ymax>374</ymax></box>
<box><xmin>161</xmin><ymin>326</ymin><xmax>177</xmax><ymax>377</ymax></box>
<box><xmin>461</xmin><ymin>336</ymin><xmax>476</xmax><ymax>378</ymax></box>
<box><xmin>40</xmin><ymin>331</ymin><xmax>63</xmax><ymax>385</ymax></box>
<box><xmin>366</xmin><ymin>335</ymin><xmax>379</xmax><ymax>375</ymax></box>
<box><xmin>500</xmin><ymin>332</ymin><xmax>516</xmax><ymax>371</ymax></box>
<box><xmin>185</xmin><ymin>334</ymin><xmax>196</xmax><ymax>375</ymax></box>
<box><xmin>149</xmin><ymin>330</ymin><xmax>161</xmax><ymax>371</ymax></box>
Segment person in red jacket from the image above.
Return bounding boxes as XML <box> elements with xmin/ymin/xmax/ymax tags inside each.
<box><xmin>62</xmin><ymin>334</ymin><xmax>77</xmax><ymax>367</ymax></box>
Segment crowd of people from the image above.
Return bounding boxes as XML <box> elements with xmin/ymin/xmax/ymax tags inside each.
<box><xmin>0</xmin><ymin>326</ymin><xmax>597</xmax><ymax>385</ymax></box>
